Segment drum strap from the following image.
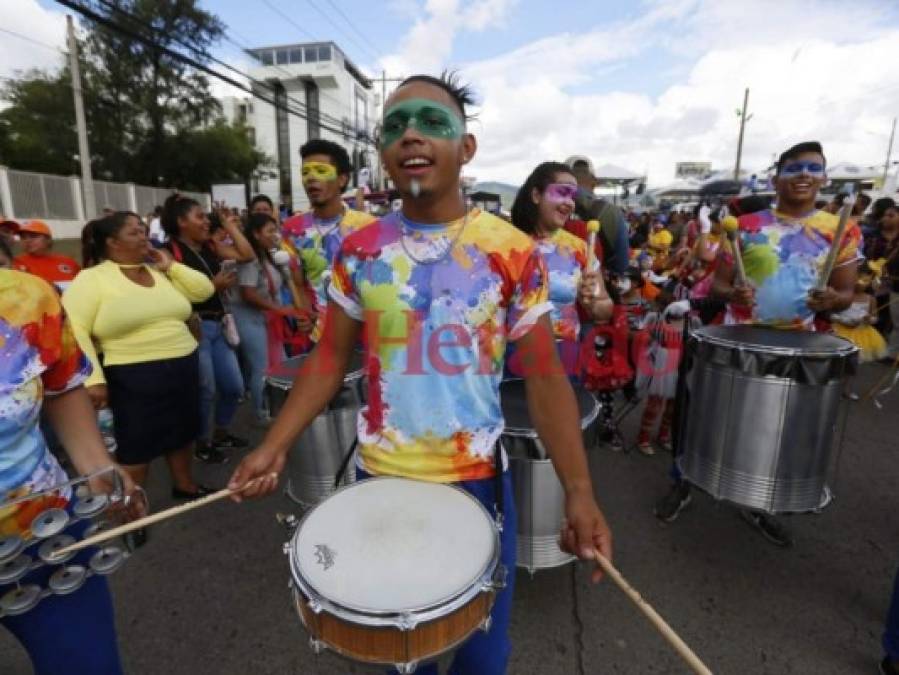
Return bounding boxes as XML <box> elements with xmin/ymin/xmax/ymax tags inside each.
<box><xmin>493</xmin><ymin>440</ymin><xmax>504</xmax><ymax>531</ymax></box>
<box><xmin>333</xmin><ymin>437</ymin><xmax>360</xmax><ymax>489</ymax></box>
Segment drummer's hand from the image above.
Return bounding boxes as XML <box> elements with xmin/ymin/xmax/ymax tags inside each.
<box><xmin>560</xmin><ymin>486</ymin><xmax>613</xmax><ymax>584</ymax></box>
<box><xmin>731</xmin><ymin>284</ymin><xmax>755</xmax><ymax>307</ymax></box>
<box><xmin>87</xmin><ymin>464</ymin><xmax>148</xmax><ymax>522</ymax></box>
<box><xmin>296</xmin><ymin>311</ymin><xmax>316</xmax><ymax>333</ymax></box>
<box><xmin>227</xmin><ymin>444</ymin><xmax>285</xmax><ymax>502</ymax></box>
<box><xmin>807</xmin><ymin>287</ymin><xmax>839</xmax><ymax>312</ymax></box>
<box><xmin>577</xmin><ymin>272</ymin><xmax>602</xmax><ymax>303</ymax></box>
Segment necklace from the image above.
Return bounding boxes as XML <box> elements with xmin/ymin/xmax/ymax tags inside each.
<box><xmin>399</xmin><ymin>210</ymin><xmax>470</xmax><ymax>265</ymax></box>
<box><xmin>116</xmin><ymin>263</ymin><xmax>144</xmax><ymax>269</ymax></box>
<box><xmin>313</xmin><ymin>207</ymin><xmax>345</xmax><ymax>238</ymax></box>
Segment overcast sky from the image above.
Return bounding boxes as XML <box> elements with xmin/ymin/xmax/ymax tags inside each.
<box><xmin>3</xmin><ymin>0</ymin><xmax>899</xmax><ymax>186</ymax></box>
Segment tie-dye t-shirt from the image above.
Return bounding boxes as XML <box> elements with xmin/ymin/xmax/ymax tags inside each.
<box><xmin>282</xmin><ymin>208</ymin><xmax>375</xmax><ymax>339</ymax></box>
<box><xmin>726</xmin><ymin>209</ymin><xmax>862</xmax><ymax>328</ymax></box>
<box><xmin>330</xmin><ymin>209</ymin><xmax>552</xmax><ymax>483</ymax></box>
<box><xmin>0</xmin><ymin>271</ymin><xmax>91</xmax><ymax>536</ymax></box>
<box><xmin>535</xmin><ymin>228</ymin><xmax>597</xmax><ymax>342</ymax></box>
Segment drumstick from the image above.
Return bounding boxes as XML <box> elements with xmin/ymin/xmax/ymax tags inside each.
<box><xmin>586</xmin><ymin>220</ymin><xmax>600</xmax><ymax>268</ymax></box>
<box><xmin>593</xmin><ymin>549</ymin><xmax>713</xmax><ymax>675</ymax></box>
<box><xmin>816</xmin><ymin>195</ymin><xmax>855</xmax><ymax>291</ymax></box>
<box><xmin>721</xmin><ymin>216</ymin><xmax>746</xmax><ymax>287</ymax></box>
<box><xmin>50</xmin><ymin>473</ymin><xmax>278</xmax><ymax>559</ymax></box>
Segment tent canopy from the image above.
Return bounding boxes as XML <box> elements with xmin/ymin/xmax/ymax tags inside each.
<box><xmin>593</xmin><ymin>163</ymin><xmax>642</xmax><ymax>187</ymax></box>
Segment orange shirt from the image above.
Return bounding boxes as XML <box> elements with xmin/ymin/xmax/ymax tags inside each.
<box><xmin>13</xmin><ymin>253</ymin><xmax>81</xmax><ymax>291</ymax></box>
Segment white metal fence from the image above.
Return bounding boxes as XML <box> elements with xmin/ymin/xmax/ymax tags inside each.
<box><xmin>0</xmin><ymin>166</ymin><xmax>211</xmax><ymax>224</ymax></box>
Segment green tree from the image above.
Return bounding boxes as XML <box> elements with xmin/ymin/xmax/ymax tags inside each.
<box><xmin>0</xmin><ymin>0</ymin><xmax>270</xmax><ymax>190</ymax></box>
<box><xmin>0</xmin><ymin>71</ymin><xmax>78</xmax><ymax>175</ymax></box>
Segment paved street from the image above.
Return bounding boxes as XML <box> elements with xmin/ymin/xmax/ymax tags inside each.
<box><xmin>2</xmin><ymin>363</ymin><xmax>897</xmax><ymax>674</ymax></box>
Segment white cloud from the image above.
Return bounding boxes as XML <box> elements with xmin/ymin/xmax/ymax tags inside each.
<box><xmin>380</xmin><ymin>0</ymin><xmax>518</xmax><ymax>76</ymax></box>
<box><xmin>381</xmin><ymin>0</ymin><xmax>899</xmax><ymax>186</ymax></box>
<box><xmin>0</xmin><ymin>0</ymin><xmax>67</xmax><ymax>82</ymax></box>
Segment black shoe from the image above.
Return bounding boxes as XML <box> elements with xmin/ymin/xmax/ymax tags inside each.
<box><xmin>213</xmin><ymin>433</ymin><xmax>248</xmax><ymax>450</ymax></box>
<box><xmin>171</xmin><ymin>484</ymin><xmax>216</xmax><ymax>500</ymax></box>
<box><xmin>881</xmin><ymin>656</ymin><xmax>899</xmax><ymax>675</ymax></box>
<box><xmin>194</xmin><ymin>443</ymin><xmax>229</xmax><ymax>465</ymax></box>
<box><xmin>739</xmin><ymin>509</ymin><xmax>793</xmax><ymax>547</ymax></box>
<box><xmin>654</xmin><ymin>482</ymin><xmax>692</xmax><ymax>522</ymax></box>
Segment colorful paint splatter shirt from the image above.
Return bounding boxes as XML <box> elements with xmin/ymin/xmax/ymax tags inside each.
<box><xmin>330</xmin><ymin>209</ymin><xmax>552</xmax><ymax>483</ymax></box>
<box><xmin>282</xmin><ymin>208</ymin><xmax>376</xmax><ymax>340</ymax></box>
<box><xmin>0</xmin><ymin>270</ymin><xmax>91</xmax><ymax>536</ymax></box>
<box><xmin>726</xmin><ymin>209</ymin><xmax>862</xmax><ymax>328</ymax></box>
<box><xmin>534</xmin><ymin>228</ymin><xmax>597</xmax><ymax>342</ymax></box>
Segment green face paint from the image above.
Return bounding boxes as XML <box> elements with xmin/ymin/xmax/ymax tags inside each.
<box><xmin>380</xmin><ymin>98</ymin><xmax>465</xmax><ymax>148</ymax></box>
<box><xmin>302</xmin><ymin>161</ymin><xmax>338</xmax><ymax>184</ymax></box>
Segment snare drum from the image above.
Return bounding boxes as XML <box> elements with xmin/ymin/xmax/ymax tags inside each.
<box><xmin>677</xmin><ymin>325</ymin><xmax>857</xmax><ymax>514</ymax></box>
<box><xmin>286</xmin><ymin>477</ymin><xmax>504</xmax><ymax>674</ymax></box>
<box><xmin>500</xmin><ymin>379</ymin><xmax>600</xmax><ymax>573</ymax></box>
<box><xmin>267</xmin><ymin>352</ymin><xmax>365</xmax><ymax>508</ymax></box>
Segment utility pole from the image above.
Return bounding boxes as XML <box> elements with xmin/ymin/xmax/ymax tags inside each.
<box><xmin>67</xmin><ymin>15</ymin><xmax>96</xmax><ymax>219</ymax></box>
<box><xmin>883</xmin><ymin>117</ymin><xmax>896</xmax><ymax>187</ymax></box>
<box><xmin>734</xmin><ymin>87</ymin><xmax>750</xmax><ymax>182</ymax></box>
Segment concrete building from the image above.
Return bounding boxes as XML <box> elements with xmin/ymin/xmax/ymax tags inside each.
<box><xmin>238</xmin><ymin>41</ymin><xmax>377</xmax><ymax>212</ymax></box>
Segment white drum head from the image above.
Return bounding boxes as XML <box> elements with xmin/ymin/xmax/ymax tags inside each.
<box><xmin>291</xmin><ymin>477</ymin><xmax>497</xmax><ymax>614</ymax></box>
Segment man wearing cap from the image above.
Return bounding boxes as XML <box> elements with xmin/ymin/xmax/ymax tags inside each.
<box><xmin>13</xmin><ymin>220</ymin><xmax>81</xmax><ymax>292</ymax></box>
<box><xmin>563</xmin><ymin>155</ymin><xmax>630</xmax><ymax>276</ymax></box>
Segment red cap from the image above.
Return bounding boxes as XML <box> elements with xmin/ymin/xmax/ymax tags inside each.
<box><xmin>18</xmin><ymin>220</ymin><xmax>52</xmax><ymax>238</ymax></box>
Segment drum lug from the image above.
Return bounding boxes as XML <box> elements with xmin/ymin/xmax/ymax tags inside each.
<box><xmin>480</xmin><ymin>615</ymin><xmax>493</xmax><ymax>633</ymax></box>
<box><xmin>308</xmin><ymin>637</ymin><xmax>326</xmax><ymax>655</ymax></box>
<box><xmin>485</xmin><ymin>564</ymin><xmax>507</xmax><ymax>592</ymax></box>
<box><xmin>397</xmin><ymin>611</ymin><xmax>419</xmax><ymax>631</ymax></box>
<box><xmin>307</xmin><ymin>598</ymin><xmax>323</xmax><ymax>614</ymax></box>
<box><xmin>281</xmin><ymin>542</ymin><xmax>291</xmax><ymax>556</ymax></box>
<box><xmin>395</xmin><ymin>661</ymin><xmax>419</xmax><ymax>674</ymax></box>
<box><xmin>275</xmin><ymin>512</ymin><xmax>299</xmax><ymax>532</ymax></box>
<box><xmin>494</xmin><ymin>512</ymin><xmax>504</xmax><ymax>533</ymax></box>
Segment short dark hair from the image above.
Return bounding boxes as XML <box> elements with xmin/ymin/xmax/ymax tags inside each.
<box><xmin>300</xmin><ymin>139</ymin><xmax>352</xmax><ymax>177</ymax></box>
<box><xmin>872</xmin><ymin>197</ymin><xmax>896</xmax><ymax>221</ymax></box>
<box><xmin>776</xmin><ymin>141</ymin><xmax>826</xmax><ymax>176</ymax></box>
<box><xmin>510</xmin><ymin>161</ymin><xmax>575</xmax><ymax>235</ymax></box>
<box><xmin>856</xmin><ymin>192</ymin><xmax>872</xmax><ymax>209</ymax></box>
<box><xmin>396</xmin><ymin>71</ymin><xmax>477</xmax><ymax>121</ymax></box>
<box><xmin>250</xmin><ymin>194</ymin><xmax>273</xmax><ymax>210</ymax></box>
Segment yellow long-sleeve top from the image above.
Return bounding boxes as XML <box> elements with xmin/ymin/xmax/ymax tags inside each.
<box><xmin>62</xmin><ymin>261</ymin><xmax>215</xmax><ymax>386</ymax></box>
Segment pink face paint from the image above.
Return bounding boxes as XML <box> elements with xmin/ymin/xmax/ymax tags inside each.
<box><xmin>544</xmin><ymin>183</ymin><xmax>578</xmax><ymax>203</ymax></box>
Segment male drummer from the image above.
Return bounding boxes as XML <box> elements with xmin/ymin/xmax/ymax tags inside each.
<box><xmin>282</xmin><ymin>139</ymin><xmax>376</xmax><ymax>341</ymax></box>
<box><xmin>655</xmin><ymin>141</ymin><xmax>860</xmax><ymax>547</ymax></box>
<box><xmin>229</xmin><ymin>72</ymin><xmax>613</xmax><ymax>674</ymax></box>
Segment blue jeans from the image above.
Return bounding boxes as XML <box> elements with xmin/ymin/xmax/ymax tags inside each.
<box><xmin>0</xmin><ymin>518</ymin><xmax>122</xmax><ymax>675</ymax></box>
<box><xmin>198</xmin><ymin>319</ymin><xmax>244</xmax><ymax>441</ymax></box>
<box><xmin>884</xmin><ymin>568</ymin><xmax>899</xmax><ymax>660</ymax></box>
<box><xmin>358</xmin><ymin>468</ymin><xmax>517</xmax><ymax>675</ymax></box>
<box><xmin>232</xmin><ymin>307</ymin><xmax>269</xmax><ymax>420</ymax></box>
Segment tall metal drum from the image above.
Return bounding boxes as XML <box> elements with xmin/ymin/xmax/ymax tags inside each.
<box><xmin>500</xmin><ymin>379</ymin><xmax>600</xmax><ymax>573</ymax></box>
<box><xmin>677</xmin><ymin>325</ymin><xmax>857</xmax><ymax>514</ymax></box>
<box><xmin>266</xmin><ymin>352</ymin><xmax>365</xmax><ymax>508</ymax></box>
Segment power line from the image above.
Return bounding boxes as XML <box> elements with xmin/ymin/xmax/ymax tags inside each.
<box><xmin>54</xmin><ymin>0</ymin><xmax>375</xmax><ymax>146</ymax></box>
<box><xmin>301</xmin><ymin>0</ymin><xmax>382</xmax><ymax>64</ymax></box>
<box><xmin>0</xmin><ymin>27</ymin><xmax>65</xmax><ymax>54</ymax></box>
<box><xmin>322</xmin><ymin>0</ymin><xmax>388</xmax><ymax>62</ymax></box>
<box><xmin>89</xmin><ymin>0</ymin><xmax>357</xmax><ymax>132</ymax></box>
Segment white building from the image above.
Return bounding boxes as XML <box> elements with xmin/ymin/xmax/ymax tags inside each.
<box><xmin>237</xmin><ymin>41</ymin><xmax>377</xmax><ymax>213</ymax></box>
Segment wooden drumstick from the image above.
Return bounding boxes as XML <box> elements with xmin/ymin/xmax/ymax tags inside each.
<box><xmin>816</xmin><ymin>195</ymin><xmax>854</xmax><ymax>291</ymax></box>
<box><xmin>593</xmin><ymin>549</ymin><xmax>713</xmax><ymax>675</ymax></box>
<box><xmin>721</xmin><ymin>216</ymin><xmax>746</xmax><ymax>287</ymax></box>
<box><xmin>50</xmin><ymin>473</ymin><xmax>279</xmax><ymax>559</ymax></box>
<box><xmin>586</xmin><ymin>219</ymin><xmax>600</xmax><ymax>268</ymax></box>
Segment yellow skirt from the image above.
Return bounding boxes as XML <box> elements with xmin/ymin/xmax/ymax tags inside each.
<box><xmin>832</xmin><ymin>323</ymin><xmax>887</xmax><ymax>363</ymax></box>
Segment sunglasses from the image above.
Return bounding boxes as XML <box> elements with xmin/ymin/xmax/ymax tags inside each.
<box><xmin>780</xmin><ymin>161</ymin><xmax>825</xmax><ymax>178</ymax></box>
<box><xmin>544</xmin><ymin>183</ymin><xmax>578</xmax><ymax>202</ymax></box>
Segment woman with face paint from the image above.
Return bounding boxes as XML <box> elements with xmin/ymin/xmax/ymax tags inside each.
<box><xmin>510</xmin><ymin>162</ymin><xmax>613</xmax><ymax>375</ymax></box>
<box><xmin>281</xmin><ymin>140</ymin><xmax>375</xmax><ymax>343</ymax></box>
<box><xmin>229</xmin><ymin>73</ymin><xmax>613</xmax><ymax>675</ymax></box>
